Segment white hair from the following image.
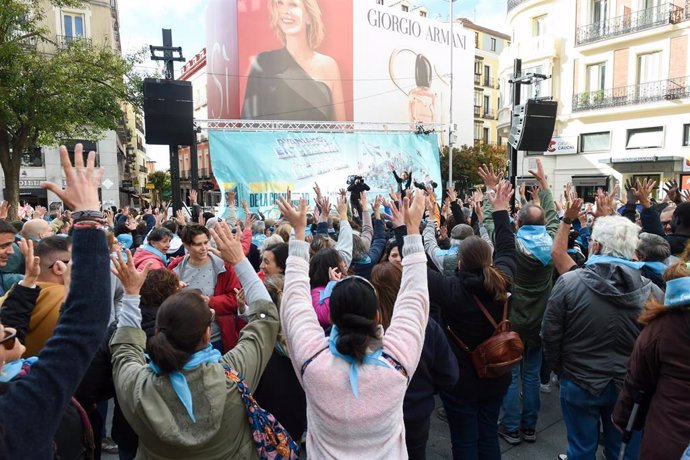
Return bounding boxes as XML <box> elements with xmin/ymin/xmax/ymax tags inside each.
<box><xmin>590</xmin><ymin>215</ymin><xmax>640</xmax><ymax>260</ymax></box>
<box><xmin>260</xmin><ymin>234</ymin><xmax>284</xmax><ymax>253</ymax></box>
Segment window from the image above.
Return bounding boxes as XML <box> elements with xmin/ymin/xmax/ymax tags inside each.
<box><xmin>490</xmin><ymin>38</ymin><xmax>497</xmax><ymax>51</ymax></box>
<box><xmin>420</xmin><ymin>10</ymin><xmax>427</xmax><ymax>17</ymax></box>
<box><xmin>586</xmin><ymin>62</ymin><xmax>606</xmax><ymax>92</ymax></box>
<box><xmin>626</xmin><ymin>127</ymin><xmax>663</xmax><ymax>149</ymax></box>
<box><xmin>474</xmin><ymin>60</ymin><xmax>482</xmax><ymax>75</ymax></box>
<box><xmin>474</xmin><ymin>122</ymin><xmax>483</xmax><ymax>142</ymax></box>
<box><xmin>637</xmin><ymin>52</ymin><xmax>662</xmax><ymax>84</ymax></box>
<box><xmin>483</xmin><ymin>128</ymin><xmax>490</xmax><ymax>144</ymax></box>
<box><xmin>62</xmin><ymin>13</ymin><xmax>84</xmax><ymax>38</ymax></box>
<box><xmin>580</xmin><ymin>132</ymin><xmax>610</xmax><ymax>152</ymax></box>
<box><xmin>591</xmin><ymin>0</ymin><xmax>608</xmax><ymax>24</ymax></box>
<box><xmin>401</xmin><ymin>4</ymin><xmax>408</xmax><ymax>12</ymax></box>
<box><xmin>376</xmin><ymin>0</ymin><xmax>383</xmax><ymax>4</ymax></box>
<box><xmin>20</xmin><ymin>147</ymin><xmax>43</xmax><ymax>167</ymax></box>
<box><xmin>475</xmin><ymin>32</ymin><xmax>479</xmax><ymax>48</ymax></box>
<box><xmin>532</xmin><ymin>15</ymin><xmax>547</xmax><ymax>36</ymax></box>
<box><xmin>684</xmin><ymin>124</ymin><xmax>690</xmax><ymax>146</ymax></box>
<box><xmin>483</xmin><ymin>95</ymin><xmax>490</xmax><ymax>113</ymax></box>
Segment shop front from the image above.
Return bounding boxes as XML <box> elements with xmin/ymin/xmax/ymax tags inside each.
<box><xmin>604</xmin><ymin>155</ymin><xmax>680</xmax><ymax>202</ymax></box>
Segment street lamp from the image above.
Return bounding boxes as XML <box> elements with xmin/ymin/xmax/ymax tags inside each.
<box><xmin>447</xmin><ymin>0</ymin><xmax>458</xmax><ymax>187</ymax></box>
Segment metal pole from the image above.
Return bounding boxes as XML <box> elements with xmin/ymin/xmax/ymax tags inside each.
<box><xmin>509</xmin><ymin>58</ymin><xmax>522</xmax><ymax>207</ymax></box>
<box><xmin>190</xmin><ymin>131</ymin><xmax>199</xmax><ymax>196</ymax></box>
<box><xmin>448</xmin><ymin>0</ymin><xmax>454</xmax><ymax>186</ymax></box>
<box><xmin>162</xmin><ymin>28</ymin><xmax>182</xmax><ymax>214</ymax></box>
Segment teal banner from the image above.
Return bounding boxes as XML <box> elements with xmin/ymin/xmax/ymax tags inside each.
<box><xmin>209</xmin><ymin>130</ymin><xmax>441</xmax><ymax>217</ymax></box>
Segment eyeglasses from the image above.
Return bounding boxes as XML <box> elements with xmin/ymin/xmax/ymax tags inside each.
<box><xmin>48</xmin><ymin>259</ymin><xmax>71</xmax><ymax>269</ymax></box>
<box><xmin>0</xmin><ymin>328</ymin><xmax>17</xmax><ymax>351</ymax></box>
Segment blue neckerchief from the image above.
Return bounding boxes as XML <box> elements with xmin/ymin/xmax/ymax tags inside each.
<box><xmin>516</xmin><ymin>225</ymin><xmax>553</xmax><ymax>266</ymax></box>
<box><xmin>354</xmin><ymin>255</ymin><xmax>372</xmax><ymax>265</ymax></box>
<box><xmin>117</xmin><ymin>233</ymin><xmax>133</xmax><ymax>249</ymax></box>
<box><xmin>0</xmin><ymin>357</ymin><xmax>38</xmax><ymax>382</ymax></box>
<box><xmin>275</xmin><ymin>340</ymin><xmax>288</xmax><ymax>357</ymax></box>
<box><xmin>328</xmin><ymin>325</ymin><xmax>388</xmax><ymax>398</ymax></box>
<box><xmin>147</xmin><ymin>344</ymin><xmax>222</xmax><ymax>422</ymax></box>
<box><xmin>252</xmin><ymin>234</ymin><xmax>266</xmax><ymax>247</ymax></box>
<box><xmin>140</xmin><ymin>244</ymin><xmax>168</xmax><ymax>266</ymax></box>
<box><xmin>319</xmin><ymin>280</ymin><xmax>338</xmax><ymax>305</ymax></box>
<box><xmin>112</xmin><ymin>251</ymin><xmax>128</xmax><ymax>263</ymax></box>
<box><xmin>643</xmin><ymin>261</ymin><xmax>667</xmax><ymax>276</ymax></box>
<box><xmin>585</xmin><ymin>254</ymin><xmax>645</xmax><ymax>270</ymax></box>
<box><xmin>437</xmin><ymin>245</ymin><xmax>459</xmax><ymax>257</ymax></box>
<box><xmin>664</xmin><ymin>277</ymin><xmax>690</xmax><ymax>307</ymax></box>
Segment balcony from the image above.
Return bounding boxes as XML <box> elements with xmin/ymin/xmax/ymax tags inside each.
<box><xmin>576</xmin><ymin>3</ymin><xmax>683</xmax><ymax>46</ymax></box>
<box><xmin>572</xmin><ymin>75</ymin><xmax>690</xmax><ymax>112</ymax></box>
<box><xmin>139</xmin><ymin>165</ymin><xmax>148</xmax><ymax>173</ymax></box>
<box><xmin>483</xmin><ymin>77</ymin><xmax>497</xmax><ymax>89</ymax></box>
<box><xmin>483</xmin><ymin>109</ymin><xmax>496</xmax><ymax>120</ymax></box>
<box><xmin>56</xmin><ymin>34</ymin><xmax>92</xmax><ymax>49</ymax></box>
<box><xmin>199</xmin><ymin>168</ymin><xmax>210</xmax><ymax>178</ymax></box>
<box><xmin>180</xmin><ymin>170</ymin><xmax>190</xmax><ymax>180</ymax></box>
<box><xmin>135</xmin><ymin>117</ymin><xmax>144</xmax><ymax>134</ymax></box>
<box><xmin>473</xmin><ymin>105</ymin><xmax>482</xmax><ymax>117</ymax></box>
<box><xmin>474</xmin><ymin>74</ymin><xmax>482</xmax><ymax>86</ymax></box>
<box><xmin>507</xmin><ymin>0</ymin><xmax>531</xmax><ymax>12</ymax></box>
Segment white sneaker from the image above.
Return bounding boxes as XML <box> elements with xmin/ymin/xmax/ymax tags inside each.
<box><xmin>540</xmin><ymin>383</ymin><xmax>552</xmax><ymax>393</ymax></box>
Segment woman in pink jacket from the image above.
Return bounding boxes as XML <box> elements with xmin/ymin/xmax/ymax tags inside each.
<box><xmin>278</xmin><ymin>192</ymin><xmax>429</xmax><ymax>459</ymax></box>
<box><xmin>132</xmin><ymin>227</ymin><xmax>172</xmax><ymax>270</ymax></box>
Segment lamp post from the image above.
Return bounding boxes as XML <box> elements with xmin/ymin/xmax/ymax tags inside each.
<box><xmin>448</xmin><ymin>0</ymin><xmax>457</xmax><ymax>187</ymax></box>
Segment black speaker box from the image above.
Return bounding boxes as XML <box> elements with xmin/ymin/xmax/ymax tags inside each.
<box><xmin>143</xmin><ymin>78</ymin><xmax>194</xmax><ymax>146</ymax></box>
<box><xmin>508</xmin><ymin>99</ymin><xmax>558</xmax><ymax>152</ymax></box>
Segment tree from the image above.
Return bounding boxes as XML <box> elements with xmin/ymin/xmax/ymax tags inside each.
<box><xmin>440</xmin><ymin>143</ymin><xmax>509</xmax><ymax>194</ymax></box>
<box><xmin>0</xmin><ymin>0</ymin><xmax>144</xmax><ymax>219</ymax></box>
<box><xmin>148</xmin><ymin>171</ymin><xmax>171</xmax><ymax>207</ymax></box>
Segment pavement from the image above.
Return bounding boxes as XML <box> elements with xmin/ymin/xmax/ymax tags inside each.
<box><xmin>103</xmin><ymin>382</ymin><xmax>581</xmax><ymax>459</ymax></box>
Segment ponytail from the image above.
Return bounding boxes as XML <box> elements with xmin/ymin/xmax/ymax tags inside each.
<box><xmin>335</xmin><ymin>314</ymin><xmax>378</xmax><ymax>363</ymax></box>
<box><xmin>482</xmin><ymin>265</ymin><xmax>510</xmax><ymax>304</ymax></box>
<box><xmin>147</xmin><ymin>330</ymin><xmax>194</xmax><ymax>374</ymax></box>
<box><xmin>459</xmin><ymin>236</ymin><xmax>511</xmax><ymax>303</ymax></box>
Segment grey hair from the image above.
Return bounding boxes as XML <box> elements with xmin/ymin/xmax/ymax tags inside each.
<box><xmin>251</xmin><ymin>220</ymin><xmax>266</xmax><ymax>234</ymax></box>
<box><xmin>636</xmin><ymin>232</ymin><xmax>671</xmax><ymax>262</ymax></box>
<box><xmin>260</xmin><ymin>234</ymin><xmax>284</xmax><ymax>253</ymax></box>
<box><xmin>591</xmin><ymin>215</ymin><xmax>640</xmax><ymax>260</ymax></box>
<box><xmin>517</xmin><ymin>204</ymin><xmax>545</xmax><ymax>226</ymax></box>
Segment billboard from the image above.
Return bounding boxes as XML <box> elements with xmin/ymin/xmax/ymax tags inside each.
<box><xmin>208</xmin><ymin>130</ymin><xmax>441</xmax><ymax>215</ymax></box>
<box><xmin>206</xmin><ymin>0</ymin><xmax>473</xmax><ymax>145</ymax></box>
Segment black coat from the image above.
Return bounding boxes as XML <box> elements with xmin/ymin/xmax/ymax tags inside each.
<box><xmin>428</xmin><ymin>210</ymin><xmax>516</xmax><ymax>401</ymax></box>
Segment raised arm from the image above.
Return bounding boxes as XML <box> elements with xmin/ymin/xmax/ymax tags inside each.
<box><xmin>552</xmin><ymin>199</ymin><xmax>581</xmax><ymax>275</ymax></box>
<box><xmin>422</xmin><ymin>221</ymin><xmax>444</xmax><ymax>272</ymax></box>
<box><xmin>335</xmin><ymin>196</ymin><xmax>353</xmax><ymax>268</ymax></box>
<box><xmin>359</xmin><ymin>192</ymin><xmax>374</xmax><ymax>248</ymax></box>
<box><xmin>487</xmin><ymin>180</ymin><xmax>516</xmax><ymax>280</ymax></box>
<box><xmin>0</xmin><ymin>239</ymin><xmax>41</xmax><ymax>341</ymax></box>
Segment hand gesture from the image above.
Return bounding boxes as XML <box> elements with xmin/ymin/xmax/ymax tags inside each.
<box><xmin>373</xmin><ymin>194</ymin><xmax>384</xmax><ymax>219</ymax></box>
<box><xmin>487</xmin><ymin>180</ymin><xmax>514</xmax><ymax>213</ymax></box>
<box><xmin>446</xmin><ymin>185</ymin><xmax>457</xmax><ymax>203</ymax></box>
<box><xmin>189</xmin><ymin>190</ymin><xmax>198</xmax><ymax>204</ymax></box>
<box><xmin>241</xmin><ymin>199</ymin><xmax>250</xmax><ymax>216</ymax></box>
<box><xmin>336</xmin><ymin>195</ymin><xmax>348</xmax><ymax>219</ymax></box>
<box><xmin>19</xmin><ymin>239</ymin><xmax>40</xmax><ymax>286</ymax></box>
<box><xmin>125</xmin><ymin>216</ymin><xmax>137</xmax><ymax>231</ymax></box>
<box><xmin>153</xmin><ymin>209</ymin><xmax>163</xmax><ymax>228</ymax></box>
<box><xmin>564</xmin><ymin>197</ymin><xmax>584</xmax><ymax>221</ymax></box>
<box><xmin>338</xmin><ymin>188</ymin><xmax>347</xmax><ymax>199</ymax></box>
<box><xmin>477</xmin><ymin>164</ymin><xmax>503</xmax><ymax>189</ymax></box>
<box><xmin>122</xmin><ymin>207</ymin><xmax>130</xmax><ymax>217</ymax></box>
<box><xmin>328</xmin><ymin>266</ymin><xmax>343</xmax><ymax>282</ymax></box>
<box><xmin>0</xmin><ymin>201</ymin><xmax>10</xmax><ymax>220</ymax></box>
<box><xmin>32</xmin><ymin>205</ymin><xmax>47</xmax><ymax>219</ymax></box>
<box><xmin>234</xmin><ymin>288</ymin><xmax>246</xmax><ymax>314</ymax></box>
<box><xmin>111</xmin><ymin>249</ymin><xmax>152</xmax><ymax>295</ymax></box>
<box><xmin>528</xmin><ymin>158</ymin><xmax>549</xmax><ymax>189</ymax></box>
<box><xmin>313</xmin><ymin>182</ymin><xmax>323</xmax><ymax>202</ymax></box>
<box><xmin>663</xmin><ymin>179</ymin><xmax>680</xmax><ymax>204</ymax></box>
<box><xmin>403</xmin><ymin>191</ymin><xmax>426</xmax><ymax>234</ymax></box>
<box><xmin>594</xmin><ymin>185</ymin><xmax>620</xmax><ymax>217</ymax></box>
<box><xmin>439</xmin><ymin>225</ymin><xmax>448</xmax><ymax>239</ymax></box>
<box><xmin>277</xmin><ymin>196</ymin><xmax>307</xmax><ymax>239</ymax></box>
<box><xmin>519</xmin><ymin>182</ymin><xmax>526</xmax><ymax>201</ymax></box>
<box><xmin>386</xmin><ymin>200</ymin><xmax>405</xmax><ymax>228</ymax></box>
<box><xmin>634</xmin><ymin>178</ymin><xmax>657</xmax><ymax>209</ymax></box>
<box><xmin>244</xmin><ymin>212</ymin><xmax>256</xmax><ymax>232</ymax></box>
<box><xmin>359</xmin><ymin>191</ymin><xmax>370</xmax><ymax>212</ymax></box>
<box><xmin>318</xmin><ymin>196</ymin><xmax>330</xmax><ymax>223</ymax></box>
<box><xmin>104</xmin><ymin>209</ymin><xmax>114</xmax><ymax>227</ymax></box>
<box><xmin>474</xmin><ymin>200</ymin><xmax>484</xmax><ymax>224</ymax></box>
<box><xmin>198</xmin><ymin>213</ymin><xmax>206</xmax><ymax>227</ymax></box>
<box><xmin>530</xmin><ymin>185</ymin><xmax>541</xmax><ymax>207</ymax></box>
<box><xmin>175</xmin><ymin>209</ymin><xmax>186</xmax><ymax>226</ymax></box>
<box><xmin>209</xmin><ymin>221</ymin><xmax>246</xmax><ymax>265</ymax></box>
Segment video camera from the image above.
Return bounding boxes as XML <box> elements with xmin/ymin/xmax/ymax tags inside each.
<box><xmin>346</xmin><ymin>175</ymin><xmax>364</xmax><ymax>185</ymax></box>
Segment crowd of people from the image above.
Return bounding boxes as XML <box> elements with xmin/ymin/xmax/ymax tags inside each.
<box><xmin>0</xmin><ymin>144</ymin><xmax>689</xmax><ymax>460</ymax></box>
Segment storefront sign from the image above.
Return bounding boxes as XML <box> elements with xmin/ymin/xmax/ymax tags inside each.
<box><xmin>544</xmin><ymin>137</ymin><xmax>577</xmax><ymax>155</ymax></box>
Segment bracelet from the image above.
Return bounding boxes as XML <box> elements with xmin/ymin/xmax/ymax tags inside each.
<box><xmin>73</xmin><ymin>221</ymin><xmax>106</xmax><ymax>230</ymax></box>
<box><xmin>561</xmin><ymin>217</ymin><xmax>573</xmax><ymax>225</ymax></box>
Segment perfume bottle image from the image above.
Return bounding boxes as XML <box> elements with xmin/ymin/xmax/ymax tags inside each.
<box><xmin>408</xmin><ymin>54</ymin><xmax>436</xmax><ymax>124</ymax></box>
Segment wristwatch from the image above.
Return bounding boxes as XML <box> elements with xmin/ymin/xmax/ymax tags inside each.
<box><xmin>71</xmin><ymin>210</ymin><xmax>105</xmax><ymax>222</ymax></box>
<box><xmin>561</xmin><ymin>216</ymin><xmax>573</xmax><ymax>225</ymax></box>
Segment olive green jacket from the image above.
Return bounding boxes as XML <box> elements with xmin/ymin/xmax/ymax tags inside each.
<box><xmin>111</xmin><ymin>300</ymin><xmax>279</xmax><ymax>459</ymax></box>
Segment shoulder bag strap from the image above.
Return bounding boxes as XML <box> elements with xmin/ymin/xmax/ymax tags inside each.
<box><xmin>446</xmin><ymin>325</ymin><xmax>471</xmax><ymax>353</ymax></box>
<box><xmin>300</xmin><ymin>345</ymin><xmax>329</xmax><ymax>377</ymax></box>
<box><xmin>472</xmin><ymin>295</ymin><xmax>500</xmax><ymax>329</ymax></box>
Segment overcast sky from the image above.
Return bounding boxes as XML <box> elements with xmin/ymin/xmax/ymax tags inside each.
<box><xmin>118</xmin><ymin>0</ymin><xmax>508</xmax><ymax>169</ymax></box>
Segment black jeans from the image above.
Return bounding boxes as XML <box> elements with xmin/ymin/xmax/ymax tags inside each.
<box><xmin>405</xmin><ymin>417</ymin><xmax>431</xmax><ymax>460</ymax></box>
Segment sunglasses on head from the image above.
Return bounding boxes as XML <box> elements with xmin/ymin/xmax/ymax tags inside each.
<box><xmin>0</xmin><ymin>328</ymin><xmax>17</xmax><ymax>351</ymax></box>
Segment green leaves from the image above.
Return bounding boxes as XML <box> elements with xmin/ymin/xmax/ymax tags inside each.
<box><xmin>440</xmin><ymin>143</ymin><xmax>509</xmax><ymax>186</ymax></box>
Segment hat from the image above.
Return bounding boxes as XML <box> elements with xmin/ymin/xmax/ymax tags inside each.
<box><xmin>117</xmin><ymin>233</ymin><xmax>133</xmax><ymax>249</ymax></box>
<box><xmin>450</xmin><ymin>224</ymin><xmax>474</xmax><ymax>241</ymax></box>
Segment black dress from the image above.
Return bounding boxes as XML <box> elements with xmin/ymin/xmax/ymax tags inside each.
<box><xmin>242</xmin><ymin>48</ymin><xmax>334</xmax><ymax>121</ymax></box>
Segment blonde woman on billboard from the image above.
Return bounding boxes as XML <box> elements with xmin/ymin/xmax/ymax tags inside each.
<box><xmin>241</xmin><ymin>0</ymin><xmax>346</xmax><ymax>122</ymax></box>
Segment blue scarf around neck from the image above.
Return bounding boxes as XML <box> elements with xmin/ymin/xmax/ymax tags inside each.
<box><xmin>140</xmin><ymin>244</ymin><xmax>168</xmax><ymax>266</ymax></box>
<box><xmin>664</xmin><ymin>277</ymin><xmax>690</xmax><ymax>307</ymax></box>
<box><xmin>328</xmin><ymin>325</ymin><xmax>388</xmax><ymax>398</ymax></box>
<box><xmin>0</xmin><ymin>357</ymin><xmax>37</xmax><ymax>383</ymax></box>
<box><xmin>147</xmin><ymin>344</ymin><xmax>222</xmax><ymax>422</ymax></box>
<box><xmin>585</xmin><ymin>254</ymin><xmax>645</xmax><ymax>270</ymax></box>
<box><xmin>516</xmin><ymin>225</ymin><xmax>553</xmax><ymax>266</ymax></box>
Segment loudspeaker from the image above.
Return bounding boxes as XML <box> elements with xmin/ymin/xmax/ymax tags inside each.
<box><xmin>143</xmin><ymin>78</ymin><xmax>194</xmax><ymax>146</ymax></box>
<box><xmin>508</xmin><ymin>99</ymin><xmax>558</xmax><ymax>152</ymax></box>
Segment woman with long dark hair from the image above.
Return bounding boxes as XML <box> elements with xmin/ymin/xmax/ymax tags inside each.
<box><xmin>278</xmin><ymin>192</ymin><xmax>429</xmax><ymax>458</ymax></box>
<box><xmin>429</xmin><ymin>179</ymin><xmax>516</xmax><ymax>460</ymax></box>
<box><xmin>110</xmin><ymin>222</ymin><xmax>280</xmax><ymax>459</ymax></box>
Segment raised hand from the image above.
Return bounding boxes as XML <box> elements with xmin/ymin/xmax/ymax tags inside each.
<box><xmin>313</xmin><ymin>182</ymin><xmax>323</xmax><ymax>202</ymax></box>
<box><xmin>477</xmin><ymin>164</ymin><xmax>503</xmax><ymax>189</ymax></box>
<box><xmin>111</xmin><ymin>249</ymin><xmax>152</xmax><ymax>295</ymax></box>
<box><xmin>386</xmin><ymin>200</ymin><xmax>405</xmax><ymax>229</ymax></box>
<box><xmin>277</xmin><ymin>196</ymin><xmax>307</xmax><ymax>239</ymax></box>
<box><xmin>336</xmin><ymin>195</ymin><xmax>348</xmax><ymax>219</ymax></box>
<box><xmin>488</xmin><ymin>180</ymin><xmax>514</xmax><ymax>213</ymax></box>
<box><xmin>634</xmin><ymin>178</ymin><xmax>657</xmax><ymax>209</ymax></box>
<box><xmin>663</xmin><ymin>179</ymin><xmax>680</xmax><ymax>204</ymax></box>
<box><xmin>19</xmin><ymin>239</ymin><xmax>40</xmax><ymax>286</ymax></box>
<box><xmin>403</xmin><ymin>190</ymin><xmax>426</xmax><ymax>234</ymax></box>
<box><xmin>175</xmin><ymin>209</ymin><xmax>186</xmax><ymax>226</ymax></box>
<box><xmin>234</xmin><ymin>288</ymin><xmax>246</xmax><ymax>314</ymax></box>
<box><xmin>244</xmin><ymin>212</ymin><xmax>256</xmax><ymax>232</ymax></box>
<box><xmin>530</xmin><ymin>185</ymin><xmax>541</xmax><ymax>207</ymax></box>
<box><xmin>528</xmin><ymin>158</ymin><xmax>549</xmax><ymax>189</ymax></box>
<box><xmin>241</xmin><ymin>199</ymin><xmax>250</xmax><ymax>216</ymax></box>
<box><xmin>189</xmin><ymin>190</ymin><xmax>198</xmax><ymax>204</ymax></box>
<box><xmin>209</xmin><ymin>221</ymin><xmax>246</xmax><ymax>265</ymax></box>
<box><xmin>446</xmin><ymin>184</ymin><xmax>457</xmax><ymax>203</ymax></box>
<box><xmin>359</xmin><ymin>190</ymin><xmax>370</xmax><ymax>212</ymax></box>
<box><xmin>474</xmin><ymin>200</ymin><xmax>484</xmax><ymax>224</ymax></box>
<box><xmin>41</xmin><ymin>144</ymin><xmax>102</xmax><ymax>212</ymax></box>
<box><xmin>594</xmin><ymin>186</ymin><xmax>619</xmax><ymax>218</ymax></box>
<box><xmin>373</xmin><ymin>194</ymin><xmax>384</xmax><ymax>219</ymax></box>
<box><xmin>328</xmin><ymin>266</ymin><xmax>343</xmax><ymax>282</ymax></box>
<box><xmin>564</xmin><ymin>197</ymin><xmax>584</xmax><ymax>222</ymax></box>
<box><xmin>153</xmin><ymin>209</ymin><xmax>163</xmax><ymax>228</ymax></box>
<box><xmin>0</xmin><ymin>201</ymin><xmax>10</xmax><ymax>220</ymax></box>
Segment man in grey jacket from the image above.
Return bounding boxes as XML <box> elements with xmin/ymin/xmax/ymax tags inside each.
<box><xmin>542</xmin><ymin>214</ymin><xmax>662</xmax><ymax>460</ymax></box>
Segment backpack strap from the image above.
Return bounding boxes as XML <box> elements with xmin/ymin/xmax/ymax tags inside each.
<box><xmin>300</xmin><ymin>346</ymin><xmax>329</xmax><ymax>377</ymax></box>
<box><xmin>447</xmin><ymin>296</ymin><xmax>508</xmax><ymax>353</ymax></box>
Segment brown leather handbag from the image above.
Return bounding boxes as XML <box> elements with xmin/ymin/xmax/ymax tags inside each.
<box><xmin>447</xmin><ymin>296</ymin><xmax>524</xmax><ymax>378</ymax></box>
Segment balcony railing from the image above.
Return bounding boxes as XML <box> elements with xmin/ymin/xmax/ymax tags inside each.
<box><xmin>483</xmin><ymin>77</ymin><xmax>496</xmax><ymax>88</ymax></box>
<box><xmin>56</xmin><ymin>34</ymin><xmax>92</xmax><ymax>48</ymax></box>
<box><xmin>199</xmin><ymin>168</ymin><xmax>210</xmax><ymax>178</ymax></box>
<box><xmin>180</xmin><ymin>170</ymin><xmax>190</xmax><ymax>180</ymax></box>
<box><xmin>572</xmin><ymin>75</ymin><xmax>690</xmax><ymax>112</ymax></box>
<box><xmin>474</xmin><ymin>74</ymin><xmax>482</xmax><ymax>85</ymax></box>
<box><xmin>576</xmin><ymin>3</ymin><xmax>683</xmax><ymax>46</ymax></box>
<box><xmin>473</xmin><ymin>105</ymin><xmax>481</xmax><ymax>117</ymax></box>
<box><xmin>139</xmin><ymin>165</ymin><xmax>148</xmax><ymax>173</ymax></box>
<box><xmin>507</xmin><ymin>0</ymin><xmax>531</xmax><ymax>12</ymax></box>
<box><xmin>483</xmin><ymin>110</ymin><xmax>496</xmax><ymax>120</ymax></box>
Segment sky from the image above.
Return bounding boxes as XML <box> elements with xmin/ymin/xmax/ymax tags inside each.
<box><xmin>118</xmin><ymin>0</ymin><xmax>508</xmax><ymax>169</ymax></box>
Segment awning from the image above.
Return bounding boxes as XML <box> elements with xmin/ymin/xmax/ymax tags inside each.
<box><xmin>600</xmin><ymin>156</ymin><xmax>677</xmax><ymax>164</ymax></box>
<box><xmin>571</xmin><ymin>175</ymin><xmax>608</xmax><ymax>187</ymax></box>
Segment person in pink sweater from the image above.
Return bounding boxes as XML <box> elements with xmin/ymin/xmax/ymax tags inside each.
<box><xmin>279</xmin><ymin>192</ymin><xmax>429</xmax><ymax>459</ymax></box>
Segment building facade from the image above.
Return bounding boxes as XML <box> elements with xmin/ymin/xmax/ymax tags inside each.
<box><xmin>498</xmin><ymin>0</ymin><xmax>690</xmax><ymax>201</ymax></box>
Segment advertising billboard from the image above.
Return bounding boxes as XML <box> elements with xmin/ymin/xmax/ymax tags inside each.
<box><xmin>206</xmin><ymin>0</ymin><xmax>473</xmax><ymax>144</ymax></box>
<box><xmin>209</xmin><ymin>130</ymin><xmax>442</xmax><ymax>215</ymax></box>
